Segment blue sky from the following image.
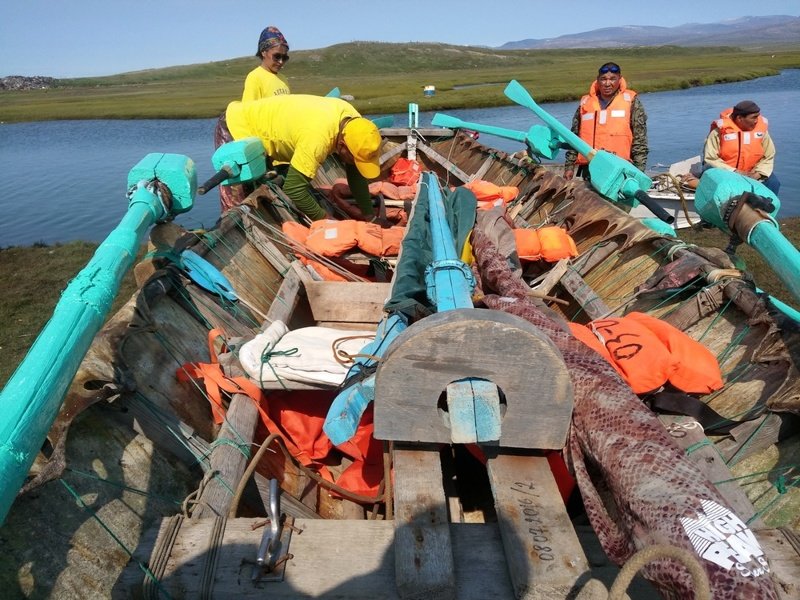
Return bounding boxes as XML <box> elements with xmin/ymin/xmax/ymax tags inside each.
<box><xmin>1</xmin><ymin>0</ymin><xmax>798</xmax><ymax>78</ymax></box>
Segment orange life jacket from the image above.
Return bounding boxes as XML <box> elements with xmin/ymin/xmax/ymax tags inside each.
<box><xmin>569</xmin><ymin>312</ymin><xmax>723</xmax><ymax>395</ymax></box>
<box><xmin>464</xmin><ymin>179</ymin><xmax>519</xmax><ymax>210</ymax></box>
<box><xmin>388</xmin><ymin>157</ymin><xmax>423</xmax><ymax>186</ymax></box>
<box><xmin>710</xmin><ymin>108</ymin><xmax>769</xmax><ymax>173</ymax></box>
<box><xmin>513</xmin><ymin>226</ymin><xmax>578</xmax><ymax>262</ymax></box>
<box><xmin>353</xmin><ymin>222</ymin><xmax>405</xmax><ymax>257</ymax></box>
<box><xmin>576</xmin><ymin>78</ymin><xmax>636</xmax><ymax>166</ymax></box>
<box><xmin>178</xmin><ymin>329</ymin><xmax>383</xmax><ymax>498</ymax></box>
<box><xmin>306</xmin><ymin>220</ymin><xmax>360</xmax><ymax>257</ymax></box>
<box><xmin>281</xmin><ymin>221</ymin><xmax>350</xmax><ymax>282</ymax></box>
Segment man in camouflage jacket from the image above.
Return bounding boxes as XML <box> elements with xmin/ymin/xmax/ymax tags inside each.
<box><xmin>564</xmin><ymin>62</ymin><xmax>648</xmax><ymax>180</ymax></box>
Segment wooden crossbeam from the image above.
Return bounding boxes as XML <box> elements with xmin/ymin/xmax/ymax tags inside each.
<box><xmin>392</xmin><ymin>445</ymin><xmax>456</xmax><ymax>600</ymax></box>
<box><xmin>486</xmin><ymin>454</ymin><xmax>591</xmax><ymax>600</ymax></box>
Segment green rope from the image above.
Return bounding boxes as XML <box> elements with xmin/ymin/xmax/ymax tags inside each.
<box><xmin>207</xmin><ymin>437</ymin><xmax>252</xmax><ymax>460</ymax></box>
<box><xmin>131</xmin><ymin>391</ymin><xmax>211</xmax><ymax>472</ymax></box>
<box><xmin>715</xmin><ymin>325</ymin><xmax>751</xmax><ymax>368</ymax></box>
<box><xmin>725</xmin><ymin>417</ymin><xmax>767</xmax><ymax>466</ymax></box>
<box><xmin>747</xmin><ymin>475</ymin><xmax>800</xmax><ymax>525</ymax></box>
<box><xmin>59</xmin><ymin>479</ymin><xmax>174</xmax><ymax>600</ymax></box>
<box><xmin>590</xmin><ymin>246</ymin><xmax>671</xmax><ymax>301</ymax></box>
<box><xmin>65</xmin><ymin>467</ymin><xmax>182</xmax><ymax>506</ymax></box>
<box><xmin>714</xmin><ymin>464</ymin><xmax>798</xmax><ymax>486</ymax></box>
<box><xmin>258</xmin><ymin>345</ymin><xmax>299</xmax><ymax>390</ymax></box>
<box><xmin>685</xmin><ymin>439</ymin><xmax>713</xmax><ymax>454</ymax></box>
<box><xmin>697</xmin><ymin>296</ymin><xmax>735</xmax><ymax>342</ymax></box>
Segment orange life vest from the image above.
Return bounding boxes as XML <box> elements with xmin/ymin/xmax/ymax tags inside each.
<box><xmin>464</xmin><ymin>179</ymin><xmax>519</xmax><ymax>210</ymax></box>
<box><xmin>388</xmin><ymin>157</ymin><xmax>423</xmax><ymax>186</ymax></box>
<box><xmin>306</xmin><ymin>220</ymin><xmax>359</xmax><ymax>257</ymax></box>
<box><xmin>576</xmin><ymin>78</ymin><xmax>636</xmax><ymax>166</ymax></box>
<box><xmin>513</xmin><ymin>226</ymin><xmax>578</xmax><ymax>262</ymax></box>
<box><xmin>569</xmin><ymin>312</ymin><xmax>723</xmax><ymax>395</ymax></box>
<box><xmin>710</xmin><ymin>108</ymin><xmax>769</xmax><ymax>173</ymax></box>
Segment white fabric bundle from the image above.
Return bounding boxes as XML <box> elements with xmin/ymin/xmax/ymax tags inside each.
<box><xmin>239</xmin><ymin>320</ymin><xmax>375</xmax><ymax>387</ymax></box>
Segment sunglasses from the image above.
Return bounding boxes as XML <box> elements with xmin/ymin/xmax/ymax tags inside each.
<box><xmin>270</xmin><ymin>53</ymin><xmax>290</xmax><ymax>63</ymax></box>
<box><xmin>598</xmin><ymin>65</ymin><xmax>620</xmax><ymax>74</ymax></box>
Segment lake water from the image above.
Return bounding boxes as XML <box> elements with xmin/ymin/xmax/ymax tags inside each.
<box><xmin>1</xmin><ymin>70</ymin><xmax>798</xmax><ymax>247</ymax></box>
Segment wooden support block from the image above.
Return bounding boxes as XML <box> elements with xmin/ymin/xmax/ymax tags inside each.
<box><xmin>486</xmin><ymin>453</ymin><xmax>591</xmax><ymax>600</ymax></box>
<box><xmin>559</xmin><ymin>268</ymin><xmax>611</xmax><ymax>319</ymax></box>
<box><xmin>659</xmin><ymin>415</ymin><xmax>763</xmax><ymax>528</ymax></box>
<box><xmin>392</xmin><ymin>446</ymin><xmax>456</xmax><ymax>600</ymax></box>
<box><xmin>375</xmin><ymin>309</ymin><xmax>573</xmax><ymax>449</ymax></box>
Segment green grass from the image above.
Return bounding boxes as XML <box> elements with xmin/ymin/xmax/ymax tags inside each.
<box><xmin>2</xmin><ymin>43</ymin><xmax>800</xmax><ymax>121</ymax></box>
<box><xmin>2</xmin><ymin>217</ymin><xmax>799</xmax><ymax>388</ymax></box>
<box><xmin>0</xmin><ymin>242</ymin><xmax>142</xmax><ymax>387</ymax></box>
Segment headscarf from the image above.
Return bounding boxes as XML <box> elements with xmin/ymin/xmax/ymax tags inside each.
<box><xmin>256</xmin><ymin>26</ymin><xmax>289</xmax><ymax>57</ymax></box>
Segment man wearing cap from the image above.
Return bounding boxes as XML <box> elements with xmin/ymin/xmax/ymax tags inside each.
<box><xmin>564</xmin><ymin>62</ymin><xmax>648</xmax><ymax>180</ymax></box>
<box><xmin>702</xmin><ymin>100</ymin><xmax>779</xmax><ymax>195</ymax></box>
<box><xmin>242</xmin><ymin>25</ymin><xmax>291</xmax><ymax>101</ymax></box>
<box><xmin>221</xmin><ymin>94</ymin><xmax>381</xmax><ymax>219</ymax></box>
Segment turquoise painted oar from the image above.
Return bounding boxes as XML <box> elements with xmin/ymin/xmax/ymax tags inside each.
<box><xmin>431</xmin><ymin>113</ymin><xmax>563</xmax><ymax>160</ymax></box>
<box><xmin>325</xmin><ymin>87</ymin><xmax>341</xmax><ymax>98</ymax></box>
<box><xmin>371</xmin><ymin>116</ymin><xmax>394</xmax><ymax>129</ymax></box>
<box><xmin>695</xmin><ymin>168</ymin><xmax>800</xmax><ymax>303</ymax></box>
<box><xmin>503</xmin><ymin>80</ymin><xmax>674</xmax><ymax>225</ymax></box>
<box><xmin>0</xmin><ymin>153</ymin><xmax>196</xmax><ymax>524</ymax></box>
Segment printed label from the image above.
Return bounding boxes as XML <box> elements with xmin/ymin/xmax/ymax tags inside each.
<box><xmin>680</xmin><ymin>499</ymin><xmax>770</xmax><ymax>578</ymax></box>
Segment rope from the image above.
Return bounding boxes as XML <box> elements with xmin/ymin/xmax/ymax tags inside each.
<box><xmin>59</xmin><ymin>479</ymin><xmax>173</xmax><ymax>600</ymax></box>
<box><xmin>331</xmin><ymin>334</ymin><xmax>381</xmax><ymax>367</ymax></box>
<box><xmin>608</xmin><ymin>544</ymin><xmax>711</xmax><ymax>600</ymax></box>
<box><xmin>257</xmin><ymin>344</ymin><xmax>298</xmax><ymax>390</ymax></box>
<box><xmin>228</xmin><ymin>432</ymin><xmax>386</xmax><ymax>519</ymax></box>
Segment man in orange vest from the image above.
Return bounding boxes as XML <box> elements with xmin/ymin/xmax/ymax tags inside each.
<box><xmin>564</xmin><ymin>62</ymin><xmax>648</xmax><ymax>180</ymax></box>
<box><xmin>702</xmin><ymin>100</ymin><xmax>779</xmax><ymax>195</ymax></box>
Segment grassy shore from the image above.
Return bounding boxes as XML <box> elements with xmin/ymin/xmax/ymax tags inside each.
<box><xmin>2</xmin><ymin>43</ymin><xmax>800</xmax><ymax>121</ymax></box>
<box><xmin>2</xmin><ymin>218</ymin><xmax>799</xmax><ymax>387</ymax></box>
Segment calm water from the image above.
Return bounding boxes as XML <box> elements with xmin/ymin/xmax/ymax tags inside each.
<box><xmin>1</xmin><ymin>70</ymin><xmax>798</xmax><ymax>247</ymax></box>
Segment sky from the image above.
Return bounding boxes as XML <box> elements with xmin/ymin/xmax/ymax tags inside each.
<box><xmin>1</xmin><ymin>0</ymin><xmax>799</xmax><ymax>78</ymax></box>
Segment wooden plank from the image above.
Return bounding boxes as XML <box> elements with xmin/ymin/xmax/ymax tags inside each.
<box><xmin>486</xmin><ymin>454</ymin><xmax>591</xmax><ymax>600</ymax></box>
<box><xmin>416</xmin><ymin>141</ymin><xmax>470</xmax><ymax>183</ymax></box>
<box><xmin>136</xmin><ymin>518</ymin><xmax>523</xmax><ymax>599</ymax></box>
<box><xmin>559</xmin><ymin>267</ymin><xmax>611</xmax><ymax>319</ymax></box>
<box><xmin>305</xmin><ymin>281</ymin><xmax>392</xmax><ymax>325</ymax></box>
<box><xmin>264</xmin><ymin>261</ymin><xmax>305</xmax><ymax>325</ymax></box>
<box><xmin>244</xmin><ymin>217</ymin><xmax>293</xmax><ymax>275</ymax></box>
<box><xmin>392</xmin><ymin>446</ymin><xmax>456</xmax><ymax>600</ymax></box>
<box><xmin>382</xmin><ymin>128</ymin><xmax>454</xmax><ymax>138</ymax></box>
<box><xmin>469</xmin><ymin>156</ymin><xmax>495</xmax><ymax>182</ymax></box>
<box><xmin>759</xmin><ymin>528</ymin><xmax>800</xmax><ymax>600</ymax></box>
<box><xmin>716</xmin><ymin>413</ymin><xmax>796</xmax><ymax>465</ymax></box>
<box><xmin>659</xmin><ymin>415</ymin><xmax>763</xmax><ymax>528</ymax></box>
<box><xmin>531</xmin><ymin>258</ymin><xmax>570</xmax><ymax>297</ymax></box>
<box><xmin>446</xmin><ymin>380</ymin><xmax>501</xmax><ymax>444</ymax></box>
<box><xmin>191</xmin><ymin>392</ymin><xmax>260</xmax><ymax>518</ymax></box>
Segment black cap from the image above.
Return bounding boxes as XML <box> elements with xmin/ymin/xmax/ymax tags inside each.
<box><xmin>731</xmin><ymin>100</ymin><xmax>760</xmax><ymax>117</ymax></box>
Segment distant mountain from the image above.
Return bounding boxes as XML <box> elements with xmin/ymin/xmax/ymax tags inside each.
<box><xmin>500</xmin><ymin>15</ymin><xmax>800</xmax><ymax>49</ymax></box>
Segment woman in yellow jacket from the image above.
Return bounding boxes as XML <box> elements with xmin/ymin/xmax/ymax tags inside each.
<box><xmin>242</xmin><ymin>26</ymin><xmax>291</xmax><ymax>101</ymax></box>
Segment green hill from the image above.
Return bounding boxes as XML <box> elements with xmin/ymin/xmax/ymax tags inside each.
<box><xmin>2</xmin><ymin>42</ymin><xmax>800</xmax><ymax>122</ymax></box>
